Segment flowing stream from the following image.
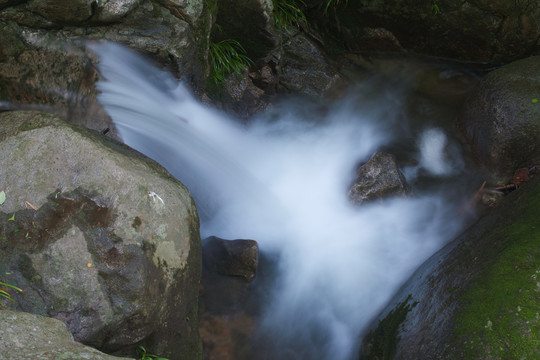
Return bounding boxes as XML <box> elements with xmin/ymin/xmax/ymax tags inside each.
<box><xmin>92</xmin><ymin>43</ymin><xmax>478</xmax><ymax>360</ymax></box>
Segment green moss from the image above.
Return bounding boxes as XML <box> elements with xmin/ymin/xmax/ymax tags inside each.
<box><xmin>360</xmin><ymin>294</ymin><xmax>417</xmax><ymax>360</ymax></box>
<box><xmin>454</xmin><ymin>185</ymin><xmax>540</xmax><ymax>358</ymax></box>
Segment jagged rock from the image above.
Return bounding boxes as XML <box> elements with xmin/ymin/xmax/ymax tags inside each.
<box><xmin>455</xmin><ymin>56</ymin><xmax>540</xmax><ymax>179</ymax></box>
<box><xmin>359</xmin><ymin>175</ymin><xmax>540</xmax><ymax>359</ymax></box>
<box><xmin>0</xmin><ymin>311</ymin><xmax>132</xmax><ymax>360</ymax></box>
<box><xmin>349</xmin><ymin>152</ymin><xmax>411</xmax><ymax>205</ymax></box>
<box><xmin>280</xmin><ymin>32</ymin><xmax>346</xmax><ymax>97</ymax></box>
<box><xmin>0</xmin><ymin>111</ymin><xmax>202</xmax><ymax>360</ymax></box>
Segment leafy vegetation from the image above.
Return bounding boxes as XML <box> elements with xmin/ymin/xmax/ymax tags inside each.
<box><xmin>324</xmin><ymin>0</ymin><xmax>348</xmax><ymax>14</ymax></box>
<box><xmin>272</xmin><ymin>0</ymin><xmax>306</xmax><ymax>29</ymax></box>
<box><xmin>137</xmin><ymin>346</ymin><xmax>169</xmax><ymax>360</ymax></box>
<box><xmin>432</xmin><ymin>1</ymin><xmax>440</xmax><ymax>15</ymax></box>
<box><xmin>0</xmin><ymin>281</ymin><xmax>23</xmax><ymax>309</ymax></box>
<box><xmin>209</xmin><ymin>39</ymin><xmax>254</xmax><ymax>84</ymax></box>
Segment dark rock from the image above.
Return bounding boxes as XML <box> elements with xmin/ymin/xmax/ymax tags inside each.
<box><xmin>203</xmin><ymin>236</ymin><xmax>259</xmax><ymax>281</ymax></box>
<box><xmin>359</xmin><ymin>175</ymin><xmax>540</xmax><ymax>359</ymax></box>
<box><xmin>455</xmin><ymin>56</ymin><xmax>540</xmax><ymax>179</ymax></box>
<box><xmin>308</xmin><ymin>0</ymin><xmax>540</xmax><ymax>64</ymax></box>
<box><xmin>27</xmin><ymin>0</ymin><xmax>93</xmax><ymax>24</ymax></box>
<box><xmin>199</xmin><ymin>248</ymin><xmax>279</xmax><ymax>360</ymax></box>
<box><xmin>349</xmin><ymin>152</ymin><xmax>411</xmax><ymax>205</ymax></box>
<box><xmin>0</xmin><ymin>111</ymin><xmax>202</xmax><ymax>360</ymax></box>
<box><xmin>214</xmin><ymin>0</ymin><xmax>278</xmax><ymax>59</ymax></box>
<box><xmin>348</xmin><ymin>27</ymin><xmax>404</xmax><ymax>53</ymax></box>
<box><xmin>280</xmin><ymin>32</ymin><xmax>346</xmax><ymax>97</ymax></box>
<box><xmin>0</xmin><ymin>311</ymin><xmax>132</xmax><ymax>360</ymax></box>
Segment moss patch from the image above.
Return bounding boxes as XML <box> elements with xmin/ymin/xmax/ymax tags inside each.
<box><xmin>454</xmin><ymin>184</ymin><xmax>540</xmax><ymax>358</ymax></box>
<box><xmin>360</xmin><ymin>294</ymin><xmax>417</xmax><ymax>360</ymax></box>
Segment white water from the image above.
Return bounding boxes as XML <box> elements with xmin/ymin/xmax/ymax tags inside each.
<box><xmin>92</xmin><ymin>43</ymin><xmax>470</xmax><ymax>360</ymax></box>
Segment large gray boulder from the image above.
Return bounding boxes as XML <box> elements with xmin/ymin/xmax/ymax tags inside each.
<box><xmin>455</xmin><ymin>56</ymin><xmax>540</xmax><ymax>179</ymax></box>
<box><xmin>359</xmin><ymin>176</ymin><xmax>540</xmax><ymax>359</ymax></box>
<box><xmin>349</xmin><ymin>152</ymin><xmax>411</xmax><ymax>205</ymax></box>
<box><xmin>0</xmin><ymin>311</ymin><xmax>132</xmax><ymax>360</ymax></box>
<box><xmin>0</xmin><ymin>111</ymin><xmax>202</xmax><ymax>360</ymax></box>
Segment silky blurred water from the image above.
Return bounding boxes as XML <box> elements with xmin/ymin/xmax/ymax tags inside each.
<box><xmin>92</xmin><ymin>43</ymin><xmax>476</xmax><ymax>360</ymax></box>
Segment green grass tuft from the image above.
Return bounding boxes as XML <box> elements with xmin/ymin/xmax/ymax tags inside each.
<box><xmin>272</xmin><ymin>0</ymin><xmax>306</xmax><ymax>29</ymax></box>
<box><xmin>209</xmin><ymin>39</ymin><xmax>254</xmax><ymax>84</ymax></box>
<box><xmin>0</xmin><ymin>281</ymin><xmax>23</xmax><ymax>309</ymax></box>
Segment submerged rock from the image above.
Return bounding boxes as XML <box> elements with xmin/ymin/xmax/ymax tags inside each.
<box><xmin>359</xmin><ymin>176</ymin><xmax>540</xmax><ymax>359</ymax></box>
<box><xmin>0</xmin><ymin>111</ymin><xmax>202</xmax><ymax>360</ymax></box>
<box><xmin>456</xmin><ymin>56</ymin><xmax>540</xmax><ymax>180</ymax></box>
<box><xmin>0</xmin><ymin>310</ymin><xmax>132</xmax><ymax>360</ymax></box>
<box><xmin>349</xmin><ymin>152</ymin><xmax>411</xmax><ymax>205</ymax></box>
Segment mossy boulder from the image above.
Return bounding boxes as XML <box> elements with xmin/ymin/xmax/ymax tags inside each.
<box><xmin>455</xmin><ymin>56</ymin><xmax>540</xmax><ymax>179</ymax></box>
<box><xmin>0</xmin><ymin>311</ymin><xmax>133</xmax><ymax>360</ymax></box>
<box><xmin>359</xmin><ymin>175</ymin><xmax>540</xmax><ymax>359</ymax></box>
<box><xmin>0</xmin><ymin>111</ymin><xmax>202</xmax><ymax>360</ymax></box>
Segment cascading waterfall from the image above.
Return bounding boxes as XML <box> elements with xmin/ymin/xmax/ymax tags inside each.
<box><xmin>92</xmin><ymin>42</ymin><xmax>472</xmax><ymax>360</ymax></box>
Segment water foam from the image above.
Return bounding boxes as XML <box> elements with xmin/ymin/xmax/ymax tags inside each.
<box><xmin>92</xmin><ymin>42</ymin><xmax>469</xmax><ymax>360</ymax></box>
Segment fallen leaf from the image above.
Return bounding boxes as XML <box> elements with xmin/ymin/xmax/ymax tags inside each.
<box><xmin>8</xmin><ymin>214</ymin><xmax>15</xmax><ymax>221</ymax></box>
<box><xmin>0</xmin><ymin>191</ymin><xmax>5</xmax><ymax>205</ymax></box>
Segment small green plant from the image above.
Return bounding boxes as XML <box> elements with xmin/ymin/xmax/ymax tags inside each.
<box><xmin>324</xmin><ymin>0</ymin><xmax>348</xmax><ymax>14</ymax></box>
<box><xmin>137</xmin><ymin>346</ymin><xmax>169</xmax><ymax>360</ymax></box>
<box><xmin>0</xmin><ymin>281</ymin><xmax>23</xmax><ymax>309</ymax></box>
<box><xmin>272</xmin><ymin>0</ymin><xmax>306</xmax><ymax>29</ymax></box>
<box><xmin>209</xmin><ymin>39</ymin><xmax>254</xmax><ymax>84</ymax></box>
<box><xmin>432</xmin><ymin>1</ymin><xmax>440</xmax><ymax>15</ymax></box>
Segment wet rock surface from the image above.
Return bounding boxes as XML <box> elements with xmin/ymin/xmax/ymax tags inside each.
<box><xmin>0</xmin><ymin>111</ymin><xmax>202</xmax><ymax>359</ymax></box>
<box><xmin>359</xmin><ymin>176</ymin><xmax>540</xmax><ymax>359</ymax></box>
<box><xmin>199</xmin><ymin>237</ymin><xmax>277</xmax><ymax>360</ymax></box>
<box><xmin>456</xmin><ymin>56</ymin><xmax>540</xmax><ymax>179</ymax></box>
